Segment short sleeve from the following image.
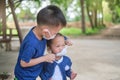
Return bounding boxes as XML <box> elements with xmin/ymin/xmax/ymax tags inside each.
<box><xmin>21</xmin><ymin>44</ymin><xmax>36</xmax><ymax>63</ymax></box>
<box><xmin>65</xmin><ymin>56</ymin><xmax>72</xmax><ymax>77</ymax></box>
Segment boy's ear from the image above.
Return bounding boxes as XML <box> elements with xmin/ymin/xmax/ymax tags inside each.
<box><xmin>42</xmin><ymin>29</ymin><xmax>47</xmax><ymax>35</ymax></box>
<box><xmin>42</xmin><ymin>29</ymin><xmax>49</xmax><ymax>35</ymax></box>
<box><xmin>43</xmin><ymin>29</ymin><xmax>49</xmax><ymax>32</ymax></box>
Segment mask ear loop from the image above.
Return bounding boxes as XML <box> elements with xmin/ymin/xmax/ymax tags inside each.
<box><xmin>43</xmin><ymin>29</ymin><xmax>51</xmax><ymax>38</ymax></box>
<box><xmin>56</xmin><ymin>46</ymin><xmax>67</xmax><ymax>56</ymax></box>
<box><xmin>47</xmin><ymin>47</ymin><xmax>52</xmax><ymax>54</ymax></box>
<box><xmin>65</xmin><ymin>45</ymin><xmax>68</xmax><ymax>49</ymax></box>
<box><xmin>44</xmin><ymin>29</ymin><xmax>56</xmax><ymax>39</ymax></box>
<box><xmin>46</xmin><ymin>29</ymin><xmax>53</xmax><ymax>37</ymax></box>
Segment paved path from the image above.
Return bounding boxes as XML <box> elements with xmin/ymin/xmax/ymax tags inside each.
<box><xmin>69</xmin><ymin>38</ymin><xmax>120</xmax><ymax>80</ymax></box>
<box><xmin>0</xmin><ymin>38</ymin><xmax>120</xmax><ymax>80</ymax></box>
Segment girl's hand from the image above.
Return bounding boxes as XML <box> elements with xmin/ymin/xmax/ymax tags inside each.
<box><xmin>70</xmin><ymin>71</ymin><xmax>77</xmax><ymax>80</ymax></box>
<box><xmin>65</xmin><ymin>39</ymin><xmax>73</xmax><ymax>46</ymax></box>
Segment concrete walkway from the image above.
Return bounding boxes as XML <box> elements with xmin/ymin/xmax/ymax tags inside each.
<box><xmin>101</xmin><ymin>24</ymin><xmax>120</xmax><ymax>38</ymax></box>
<box><xmin>0</xmin><ymin>38</ymin><xmax>120</xmax><ymax>80</ymax></box>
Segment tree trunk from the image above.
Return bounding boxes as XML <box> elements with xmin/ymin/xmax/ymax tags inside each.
<box><xmin>94</xmin><ymin>9</ymin><xmax>97</xmax><ymax>27</ymax></box>
<box><xmin>0</xmin><ymin>0</ymin><xmax>6</xmax><ymax>39</ymax></box>
<box><xmin>8</xmin><ymin>0</ymin><xmax>23</xmax><ymax>44</ymax></box>
<box><xmin>80</xmin><ymin>0</ymin><xmax>86</xmax><ymax>33</ymax></box>
<box><xmin>101</xmin><ymin>5</ymin><xmax>104</xmax><ymax>26</ymax></box>
<box><xmin>86</xmin><ymin>4</ymin><xmax>94</xmax><ymax>29</ymax></box>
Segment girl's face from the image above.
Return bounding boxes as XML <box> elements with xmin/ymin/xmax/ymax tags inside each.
<box><xmin>50</xmin><ymin>36</ymin><xmax>65</xmax><ymax>54</ymax></box>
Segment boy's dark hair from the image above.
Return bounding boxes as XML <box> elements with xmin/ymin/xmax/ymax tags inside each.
<box><xmin>37</xmin><ymin>5</ymin><xmax>66</xmax><ymax>27</ymax></box>
<box><xmin>47</xmin><ymin>33</ymin><xmax>64</xmax><ymax>47</ymax></box>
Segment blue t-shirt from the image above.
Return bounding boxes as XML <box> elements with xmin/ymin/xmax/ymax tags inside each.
<box><xmin>14</xmin><ymin>27</ymin><xmax>46</xmax><ymax>80</ymax></box>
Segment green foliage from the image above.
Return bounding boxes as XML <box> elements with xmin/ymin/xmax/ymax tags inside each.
<box><xmin>15</xmin><ymin>1</ymin><xmax>40</xmax><ymax>22</ymax></box>
<box><xmin>0</xmin><ymin>72</ymin><xmax>10</xmax><ymax>79</ymax></box>
<box><xmin>85</xmin><ymin>0</ymin><xmax>102</xmax><ymax>10</ymax></box>
<box><xmin>104</xmin><ymin>13</ymin><xmax>112</xmax><ymax>22</ymax></box>
<box><xmin>50</xmin><ymin>0</ymin><xmax>81</xmax><ymax>21</ymax></box>
<box><xmin>105</xmin><ymin>0</ymin><xmax>120</xmax><ymax>23</ymax></box>
<box><xmin>50</xmin><ymin>0</ymin><xmax>73</xmax><ymax>11</ymax></box>
<box><xmin>0</xmin><ymin>22</ymin><xmax>2</xmax><ymax>33</ymax></box>
<box><xmin>34</xmin><ymin>0</ymin><xmax>41</xmax><ymax>6</ymax></box>
<box><xmin>17</xmin><ymin>8</ymin><xmax>35</xmax><ymax>21</ymax></box>
<box><xmin>14</xmin><ymin>77</ymin><xmax>18</xmax><ymax>80</ymax></box>
<box><xmin>0</xmin><ymin>72</ymin><xmax>8</xmax><ymax>75</ymax></box>
<box><xmin>50</xmin><ymin>0</ymin><xmax>72</xmax><ymax>17</ymax></box>
<box><xmin>85</xmin><ymin>0</ymin><xmax>104</xmax><ymax>29</ymax></box>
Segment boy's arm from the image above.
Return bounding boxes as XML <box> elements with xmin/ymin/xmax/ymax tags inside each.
<box><xmin>64</xmin><ymin>36</ymin><xmax>72</xmax><ymax>46</ymax></box>
<box><xmin>20</xmin><ymin>54</ymin><xmax>55</xmax><ymax>67</ymax></box>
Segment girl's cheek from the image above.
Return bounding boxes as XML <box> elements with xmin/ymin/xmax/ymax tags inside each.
<box><xmin>55</xmin><ymin>49</ymin><xmax>59</xmax><ymax>53</ymax></box>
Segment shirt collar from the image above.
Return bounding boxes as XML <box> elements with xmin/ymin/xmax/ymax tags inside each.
<box><xmin>55</xmin><ymin>56</ymin><xmax>63</xmax><ymax>64</ymax></box>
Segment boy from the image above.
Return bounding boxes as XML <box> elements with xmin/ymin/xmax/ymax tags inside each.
<box><xmin>40</xmin><ymin>33</ymin><xmax>77</xmax><ymax>80</ymax></box>
<box><xmin>14</xmin><ymin>5</ymin><xmax>67</xmax><ymax>80</ymax></box>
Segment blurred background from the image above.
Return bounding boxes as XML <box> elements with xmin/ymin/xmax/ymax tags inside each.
<box><xmin>0</xmin><ymin>0</ymin><xmax>120</xmax><ymax>80</ymax></box>
<box><xmin>0</xmin><ymin>0</ymin><xmax>120</xmax><ymax>41</ymax></box>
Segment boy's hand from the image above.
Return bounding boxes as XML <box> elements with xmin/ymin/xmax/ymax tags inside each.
<box><xmin>65</xmin><ymin>39</ymin><xmax>73</xmax><ymax>46</ymax></box>
<box><xmin>44</xmin><ymin>54</ymin><xmax>55</xmax><ymax>63</ymax></box>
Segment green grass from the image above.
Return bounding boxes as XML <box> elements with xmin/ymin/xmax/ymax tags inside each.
<box><xmin>0</xmin><ymin>29</ymin><xmax>18</xmax><ymax>35</ymax></box>
<box><xmin>60</xmin><ymin>27</ymin><xmax>105</xmax><ymax>36</ymax></box>
<box><xmin>0</xmin><ymin>27</ymin><xmax>105</xmax><ymax>37</ymax></box>
<box><xmin>60</xmin><ymin>27</ymin><xmax>82</xmax><ymax>36</ymax></box>
<box><xmin>85</xmin><ymin>28</ymin><xmax>100</xmax><ymax>35</ymax></box>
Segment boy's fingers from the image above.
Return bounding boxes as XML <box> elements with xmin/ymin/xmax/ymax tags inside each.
<box><xmin>45</xmin><ymin>54</ymin><xmax>55</xmax><ymax>63</ymax></box>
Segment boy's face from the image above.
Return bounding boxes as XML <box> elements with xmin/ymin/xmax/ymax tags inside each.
<box><xmin>50</xmin><ymin>36</ymin><xmax>65</xmax><ymax>54</ymax></box>
<box><xmin>43</xmin><ymin>25</ymin><xmax>62</xmax><ymax>40</ymax></box>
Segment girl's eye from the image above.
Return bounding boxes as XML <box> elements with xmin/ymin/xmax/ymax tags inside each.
<box><xmin>62</xmin><ymin>44</ymin><xmax>65</xmax><ymax>47</ymax></box>
<box><xmin>56</xmin><ymin>45</ymin><xmax>60</xmax><ymax>47</ymax></box>
<box><xmin>57</xmin><ymin>46</ymin><xmax>60</xmax><ymax>47</ymax></box>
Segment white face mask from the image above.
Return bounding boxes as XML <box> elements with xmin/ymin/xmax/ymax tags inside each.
<box><xmin>43</xmin><ymin>30</ymin><xmax>56</xmax><ymax>40</ymax></box>
<box><xmin>56</xmin><ymin>47</ymin><xmax>67</xmax><ymax>56</ymax></box>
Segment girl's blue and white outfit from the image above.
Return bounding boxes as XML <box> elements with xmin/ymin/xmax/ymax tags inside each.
<box><xmin>40</xmin><ymin>56</ymin><xmax>72</xmax><ymax>80</ymax></box>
